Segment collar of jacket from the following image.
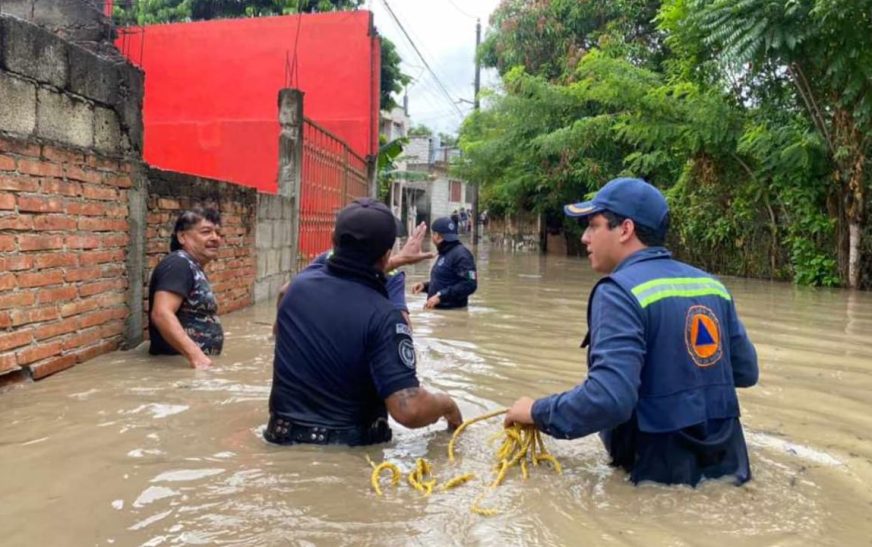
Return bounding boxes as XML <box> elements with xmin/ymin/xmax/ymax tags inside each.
<box><xmin>326</xmin><ymin>252</ymin><xmax>389</xmax><ymax>298</ymax></box>
<box><xmin>436</xmin><ymin>240</ymin><xmax>462</xmax><ymax>255</ymax></box>
<box><xmin>613</xmin><ymin>246</ymin><xmax>672</xmax><ymax>273</ymax></box>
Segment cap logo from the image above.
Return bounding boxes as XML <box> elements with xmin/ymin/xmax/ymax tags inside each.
<box><xmin>448</xmin><ymin>222</ymin><xmax>456</xmax><ymax>230</ymax></box>
<box><xmin>685</xmin><ymin>305</ymin><xmax>722</xmax><ymax>367</ymax></box>
<box><xmin>566</xmin><ymin>204</ymin><xmax>596</xmax><ymax>214</ymax></box>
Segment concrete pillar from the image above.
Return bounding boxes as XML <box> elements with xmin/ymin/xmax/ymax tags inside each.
<box><xmin>367</xmin><ymin>155</ymin><xmax>377</xmax><ymax>199</ymax></box>
<box><xmin>124</xmin><ymin>162</ymin><xmax>147</xmax><ymax>348</ymax></box>
<box><xmin>277</xmin><ymin>88</ymin><xmax>303</xmax><ymax>271</ymax></box>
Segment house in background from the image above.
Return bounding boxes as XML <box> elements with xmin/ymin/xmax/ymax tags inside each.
<box><xmin>387</xmin><ymin>132</ymin><xmax>472</xmax><ymax>233</ymax></box>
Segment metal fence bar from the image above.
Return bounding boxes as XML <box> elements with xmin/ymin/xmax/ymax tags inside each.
<box><xmin>296</xmin><ymin>118</ymin><xmax>369</xmax><ymax>271</ymax></box>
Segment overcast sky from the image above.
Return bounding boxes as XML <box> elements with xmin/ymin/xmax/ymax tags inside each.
<box><xmin>366</xmin><ymin>0</ymin><xmax>503</xmax><ymax>136</ymax></box>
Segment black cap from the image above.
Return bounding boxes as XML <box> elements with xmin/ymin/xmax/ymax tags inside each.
<box><xmin>333</xmin><ymin>198</ymin><xmax>397</xmax><ymax>264</ymax></box>
<box><xmin>431</xmin><ymin>216</ymin><xmax>459</xmax><ymax>242</ymax></box>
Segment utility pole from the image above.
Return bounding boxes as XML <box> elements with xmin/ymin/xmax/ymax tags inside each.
<box><xmin>471</xmin><ymin>18</ymin><xmax>482</xmax><ymax>245</ymax></box>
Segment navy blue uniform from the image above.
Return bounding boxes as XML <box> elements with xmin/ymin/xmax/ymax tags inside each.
<box><xmin>302</xmin><ymin>251</ymin><xmax>408</xmax><ymax>312</ymax></box>
<box><xmin>267</xmin><ymin>257</ymin><xmax>420</xmax><ymax>446</ymax></box>
<box><xmin>531</xmin><ymin>247</ymin><xmax>758</xmax><ymax>485</ymax></box>
<box><xmin>422</xmin><ymin>240</ymin><xmax>477</xmax><ymax>309</ymax></box>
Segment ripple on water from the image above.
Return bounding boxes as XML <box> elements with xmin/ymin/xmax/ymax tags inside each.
<box><xmin>121</xmin><ymin>403</ymin><xmax>189</xmax><ymax>419</ymax></box>
<box><xmin>151</xmin><ymin>469</ymin><xmax>226</xmax><ymax>482</ymax></box>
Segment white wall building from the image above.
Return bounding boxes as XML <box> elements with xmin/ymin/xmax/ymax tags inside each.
<box><xmin>378</xmin><ymin>103</ymin><xmax>473</xmax><ymax>235</ymax></box>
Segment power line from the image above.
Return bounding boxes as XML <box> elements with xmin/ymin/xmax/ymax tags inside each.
<box><xmin>377</xmin><ymin>1</ymin><xmax>473</xmax><ymax>114</ymax></box>
<box><xmin>379</xmin><ymin>0</ymin><xmax>465</xmax><ymax>120</ymax></box>
<box><xmin>387</xmin><ymin>0</ymin><xmax>473</xmax><ymax>106</ymax></box>
<box><xmin>446</xmin><ymin>0</ymin><xmax>478</xmax><ymax>20</ymax></box>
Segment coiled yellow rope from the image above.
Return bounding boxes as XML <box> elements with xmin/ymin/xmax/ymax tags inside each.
<box><xmin>368</xmin><ymin>409</ymin><xmax>562</xmax><ymax>516</ymax></box>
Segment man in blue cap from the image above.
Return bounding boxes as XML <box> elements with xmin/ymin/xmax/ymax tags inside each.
<box><xmin>267</xmin><ymin>198</ymin><xmax>462</xmax><ymax>446</ymax></box>
<box><xmin>412</xmin><ymin>216</ymin><xmax>478</xmax><ymax>309</ymax></box>
<box><xmin>505</xmin><ymin>177</ymin><xmax>759</xmax><ymax>486</ymax></box>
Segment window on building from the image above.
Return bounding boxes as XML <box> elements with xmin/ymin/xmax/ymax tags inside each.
<box><xmin>450</xmin><ymin>180</ymin><xmax>462</xmax><ymax>202</ymax></box>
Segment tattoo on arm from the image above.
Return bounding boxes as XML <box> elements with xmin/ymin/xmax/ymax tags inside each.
<box><xmin>391</xmin><ymin>387</ymin><xmax>420</xmax><ymax>411</ymax></box>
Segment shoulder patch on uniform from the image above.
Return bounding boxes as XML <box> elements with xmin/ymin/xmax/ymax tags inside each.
<box><xmin>685</xmin><ymin>305</ymin><xmax>723</xmax><ymax>367</ymax></box>
<box><xmin>398</xmin><ymin>338</ymin><xmax>416</xmax><ymax>369</ymax></box>
<box><xmin>395</xmin><ymin>323</ymin><xmax>413</xmax><ymax>337</ymax></box>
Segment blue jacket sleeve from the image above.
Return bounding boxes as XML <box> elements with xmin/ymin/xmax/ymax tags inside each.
<box><xmin>727</xmin><ymin>300</ymin><xmax>758</xmax><ymax>388</ymax></box>
<box><xmin>368</xmin><ymin>310</ymin><xmax>420</xmax><ymax>398</ymax></box>
<box><xmin>386</xmin><ymin>271</ymin><xmax>408</xmax><ymax>312</ymax></box>
<box><xmin>440</xmin><ymin>249</ymin><xmax>477</xmax><ymax>301</ymax></box>
<box><xmin>531</xmin><ymin>281</ymin><xmax>644</xmax><ymax>439</ymax></box>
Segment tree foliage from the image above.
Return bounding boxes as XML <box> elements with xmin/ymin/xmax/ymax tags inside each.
<box><xmin>113</xmin><ymin>0</ymin><xmax>363</xmax><ymax>25</ymax></box>
<box><xmin>459</xmin><ymin>0</ymin><xmax>872</xmax><ymax>287</ymax></box>
<box><xmin>380</xmin><ymin>37</ymin><xmax>410</xmax><ymax>111</ymax></box>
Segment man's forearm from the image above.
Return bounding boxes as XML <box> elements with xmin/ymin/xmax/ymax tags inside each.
<box><xmin>152</xmin><ymin>310</ymin><xmax>206</xmax><ymax>362</ymax></box>
<box><xmin>387</xmin><ymin>387</ymin><xmax>456</xmax><ymax>428</ymax></box>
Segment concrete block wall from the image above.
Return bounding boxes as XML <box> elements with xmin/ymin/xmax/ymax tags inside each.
<box><xmin>143</xmin><ymin>169</ymin><xmax>257</xmax><ymax>338</ymax></box>
<box><xmin>0</xmin><ymin>0</ymin><xmax>119</xmax><ymax>59</ymax></box>
<box><xmin>0</xmin><ymin>135</ymin><xmax>133</xmax><ymax>381</ymax></box>
<box><xmin>0</xmin><ymin>14</ymin><xmax>143</xmax><ymax>154</ymax></box>
<box><xmin>254</xmin><ymin>193</ymin><xmax>293</xmax><ymax>303</ymax></box>
<box><xmin>486</xmin><ymin>211</ymin><xmax>541</xmax><ymax>250</ymax></box>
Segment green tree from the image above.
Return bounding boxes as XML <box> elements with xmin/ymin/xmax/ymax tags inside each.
<box><xmin>662</xmin><ymin>0</ymin><xmax>872</xmax><ymax>287</ymax></box>
<box><xmin>407</xmin><ymin>125</ymin><xmax>433</xmax><ymax>137</ymax></box>
<box><xmin>380</xmin><ymin>37</ymin><xmax>410</xmax><ymax>112</ymax></box>
<box><xmin>480</xmin><ymin>0</ymin><xmax>664</xmax><ymax>82</ymax></box>
<box><xmin>113</xmin><ymin>0</ymin><xmax>363</xmax><ymax>25</ymax></box>
<box><xmin>459</xmin><ymin>0</ymin><xmax>868</xmax><ymax>287</ymax></box>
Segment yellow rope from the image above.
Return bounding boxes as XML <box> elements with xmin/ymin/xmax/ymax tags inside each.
<box><xmin>447</xmin><ymin>408</ymin><xmax>508</xmax><ymax>462</ymax></box>
<box><xmin>370</xmin><ymin>462</ymin><xmax>401</xmax><ymax>496</ymax></box>
<box><xmin>470</xmin><ymin>492</ymin><xmax>500</xmax><ymax>516</ymax></box>
<box><xmin>367</xmin><ymin>409</ymin><xmax>562</xmax><ymax>515</ymax></box>
<box><xmin>440</xmin><ymin>473</ymin><xmax>475</xmax><ymax>490</ymax></box>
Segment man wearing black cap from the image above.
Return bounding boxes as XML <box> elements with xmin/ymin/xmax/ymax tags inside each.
<box><xmin>266</xmin><ymin>198</ymin><xmax>463</xmax><ymax>446</ymax></box>
<box><xmin>411</xmin><ymin>216</ymin><xmax>478</xmax><ymax>309</ymax></box>
<box><xmin>505</xmin><ymin>178</ymin><xmax>758</xmax><ymax>486</ymax></box>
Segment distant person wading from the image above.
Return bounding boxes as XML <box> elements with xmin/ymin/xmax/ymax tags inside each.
<box><xmin>412</xmin><ymin>216</ymin><xmax>478</xmax><ymax>309</ymax></box>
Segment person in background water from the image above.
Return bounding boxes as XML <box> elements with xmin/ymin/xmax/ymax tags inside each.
<box><xmin>148</xmin><ymin>207</ymin><xmax>224</xmax><ymax>369</ymax></box>
<box><xmin>273</xmin><ymin>221</ymin><xmax>435</xmax><ymax>335</ymax></box>
<box><xmin>411</xmin><ymin>217</ymin><xmax>477</xmax><ymax>309</ymax></box>
<box><xmin>505</xmin><ymin>178</ymin><xmax>759</xmax><ymax>486</ymax></box>
<box><xmin>267</xmin><ymin>198</ymin><xmax>462</xmax><ymax>446</ymax></box>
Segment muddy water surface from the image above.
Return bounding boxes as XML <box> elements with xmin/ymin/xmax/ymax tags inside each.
<box><xmin>2</xmin><ymin>247</ymin><xmax>872</xmax><ymax>545</ymax></box>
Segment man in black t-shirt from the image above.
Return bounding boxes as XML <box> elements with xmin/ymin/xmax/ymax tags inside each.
<box><xmin>148</xmin><ymin>207</ymin><xmax>224</xmax><ymax>369</ymax></box>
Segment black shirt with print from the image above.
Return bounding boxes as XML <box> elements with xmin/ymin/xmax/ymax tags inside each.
<box><xmin>148</xmin><ymin>250</ymin><xmax>224</xmax><ymax>356</ymax></box>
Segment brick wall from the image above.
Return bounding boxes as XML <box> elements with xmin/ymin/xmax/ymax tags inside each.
<box><xmin>0</xmin><ymin>135</ymin><xmax>132</xmax><ymax>379</ymax></box>
<box><xmin>0</xmin><ymin>13</ymin><xmax>143</xmax><ymax>384</ymax></box>
<box><xmin>144</xmin><ymin>169</ymin><xmax>257</xmax><ymax>336</ymax></box>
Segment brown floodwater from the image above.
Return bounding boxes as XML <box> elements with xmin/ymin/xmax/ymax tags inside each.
<box><xmin>2</xmin><ymin>246</ymin><xmax>871</xmax><ymax>546</ymax></box>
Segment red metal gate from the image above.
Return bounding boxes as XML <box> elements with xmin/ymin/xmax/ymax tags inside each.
<box><xmin>298</xmin><ymin>118</ymin><xmax>369</xmax><ymax>270</ymax></box>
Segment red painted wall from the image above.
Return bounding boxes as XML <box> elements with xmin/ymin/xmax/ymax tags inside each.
<box><xmin>119</xmin><ymin>12</ymin><xmax>380</xmax><ymax>193</ymax></box>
